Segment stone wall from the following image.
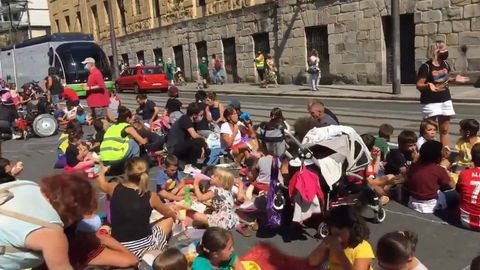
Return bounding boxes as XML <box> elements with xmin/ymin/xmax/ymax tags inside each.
<box><xmin>54</xmin><ymin>0</ymin><xmax>480</xmax><ymax>84</ymax></box>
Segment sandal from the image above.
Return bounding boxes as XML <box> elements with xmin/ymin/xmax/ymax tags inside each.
<box><xmin>236</xmin><ymin>223</ymin><xmax>255</xmax><ymax>237</ymax></box>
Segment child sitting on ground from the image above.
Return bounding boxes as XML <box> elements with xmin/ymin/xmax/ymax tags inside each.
<box><xmin>192</xmin><ymin>227</ymin><xmax>245</xmax><ymax>270</ymax></box>
<box><xmin>375</xmin><ymin>123</ymin><xmax>394</xmax><ymax>161</ymax></box>
<box><xmin>405</xmin><ymin>140</ymin><xmax>455</xmax><ymax>213</ymax></box>
<box><xmin>65</xmin><ymin>130</ymin><xmax>98</xmax><ymax>173</ymax></box>
<box><xmin>376</xmin><ymin>230</ymin><xmax>428</xmax><ymax>270</ymax></box>
<box><xmin>417</xmin><ymin>119</ymin><xmax>438</xmax><ymax>150</ymax></box>
<box><xmin>0</xmin><ymin>158</ymin><xmax>23</xmax><ymax>184</ymax></box>
<box><xmin>153</xmin><ymin>247</ymin><xmax>188</xmax><ymax>270</ymax></box>
<box><xmin>190</xmin><ymin>167</ymin><xmax>238</xmax><ymax>230</ymax></box>
<box><xmin>455</xmin><ymin>119</ymin><xmax>480</xmax><ymax>171</ymax></box>
<box><xmin>308</xmin><ymin>205</ymin><xmax>374</xmax><ymax>269</ymax></box>
<box><xmin>156</xmin><ymin>154</ymin><xmax>187</xmax><ymax>201</ymax></box>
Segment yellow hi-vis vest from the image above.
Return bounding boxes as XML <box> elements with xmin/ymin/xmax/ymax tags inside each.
<box><xmin>58</xmin><ymin>133</ymin><xmax>69</xmax><ymax>154</ymax></box>
<box><xmin>100</xmin><ymin>122</ymin><xmax>130</xmax><ymax>162</ymax></box>
<box><xmin>255</xmin><ymin>57</ymin><xmax>265</xmax><ymax>69</ymax></box>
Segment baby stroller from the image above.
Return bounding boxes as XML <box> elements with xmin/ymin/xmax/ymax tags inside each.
<box><xmin>174</xmin><ymin>67</ymin><xmax>186</xmax><ymax>86</ymax></box>
<box><xmin>286</xmin><ymin>125</ymin><xmax>386</xmax><ymax>238</ymax></box>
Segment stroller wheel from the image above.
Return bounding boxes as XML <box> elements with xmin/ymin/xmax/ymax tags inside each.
<box><xmin>373</xmin><ymin>207</ymin><xmax>386</xmax><ymax>223</ymax></box>
<box><xmin>32</xmin><ymin>114</ymin><xmax>58</xmax><ymax>137</ymax></box>
<box><xmin>317</xmin><ymin>222</ymin><xmax>329</xmax><ymax>239</ymax></box>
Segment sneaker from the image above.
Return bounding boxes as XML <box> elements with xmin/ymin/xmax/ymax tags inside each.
<box><xmin>183</xmin><ymin>164</ymin><xmax>200</xmax><ymax>175</ymax></box>
<box><xmin>12</xmin><ymin>134</ymin><xmax>22</xmax><ymax>140</ymax></box>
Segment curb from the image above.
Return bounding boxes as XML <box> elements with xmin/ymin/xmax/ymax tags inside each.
<box><xmin>179</xmin><ymin>88</ymin><xmax>479</xmax><ymax>104</ymax></box>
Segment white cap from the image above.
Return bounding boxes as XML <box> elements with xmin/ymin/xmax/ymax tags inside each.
<box><xmin>81</xmin><ymin>57</ymin><xmax>95</xmax><ymax>64</ymax></box>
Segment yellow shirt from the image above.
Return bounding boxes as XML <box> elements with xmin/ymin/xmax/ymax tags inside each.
<box><xmin>328</xmin><ymin>240</ymin><xmax>374</xmax><ymax>270</ymax></box>
<box><xmin>455</xmin><ymin>136</ymin><xmax>480</xmax><ymax>167</ymax></box>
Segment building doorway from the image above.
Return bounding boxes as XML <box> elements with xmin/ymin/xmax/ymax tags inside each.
<box><xmin>136</xmin><ymin>50</ymin><xmax>145</xmax><ymax>65</ymax></box>
<box><xmin>253</xmin><ymin>32</ymin><xmax>270</xmax><ymax>56</ymax></box>
<box><xmin>121</xmin><ymin>53</ymin><xmax>129</xmax><ymax>66</ymax></box>
<box><xmin>222</xmin><ymin>38</ymin><xmax>239</xmax><ymax>83</ymax></box>
<box><xmin>382</xmin><ymin>13</ymin><xmax>416</xmax><ymax>84</ymax></box>
<box><xmin>196</xmin><ymin>41</ymin><xmax>208</xmax><ymax>62</ymax></box>
<box><xmin>173</xmin><ymin>45</ymin><xmax>185</xmax><ymax>75</ymax></box>
<box><xmin>305</xmin><ymin>26</ymin><xmax>330</xmax><ymax>81</ymax></box>
<box><xmin>153</xmin><ymin>48</ymin><xmax>163</xmax><ymax>65</ymax></box>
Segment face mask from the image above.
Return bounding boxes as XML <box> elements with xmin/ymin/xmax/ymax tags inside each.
<box><xmin>76</xmin><ymin>215</ymin><xmax>102</xmax><ymax>233</ymax></box>
<box><xmin>84</xmin><ymin>64</ymin><xmax>91</xmax><ymax>71</ymax></box>
<box><xmin>438</xmin><ymin>51</ymin><xmax>449</xmax><ymax>61</ymax></box>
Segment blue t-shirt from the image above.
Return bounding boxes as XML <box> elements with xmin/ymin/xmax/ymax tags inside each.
<box><xmin>191</xmin><ymin>252</ymin><xmax>238</xmax><ymax>270</ymax></box>
<box><xmin>155</xmin><ymin>169</ymin><xmax>184</xmax><ymax>191</ymax></box>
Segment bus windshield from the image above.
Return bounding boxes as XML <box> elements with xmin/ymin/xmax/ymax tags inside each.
<box><xmin>55</xmin><ymin>42</ymin><xmax>112</xmax><ymax>84</ymax></box>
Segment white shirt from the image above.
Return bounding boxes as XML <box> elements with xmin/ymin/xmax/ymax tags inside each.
<box><xmin>220</xmin><ymin>122</ymin><xmax>243</xmax><ymax>149</ymax></box>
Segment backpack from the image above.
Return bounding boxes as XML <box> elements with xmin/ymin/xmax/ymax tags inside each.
<box><xmin>257</xmin><ymin>122</ymin><xmax>287</xmax><ymax>157</ymax></box>
<box><xmin>214</xmin><ymin>59</ymin><xmax>222</xmax><ymax>71</ymax></box>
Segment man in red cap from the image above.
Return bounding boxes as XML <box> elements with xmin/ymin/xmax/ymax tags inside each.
<box><xmin>82</xmin><ymin>57</ymin><xmax>109</xmax><ymax>120</ymax></box>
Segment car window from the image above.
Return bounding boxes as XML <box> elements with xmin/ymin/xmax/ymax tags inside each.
<box><xmin>141</xmin><ymin>67</ymin><xmax>162</xmax><ymax>75</ymax></box>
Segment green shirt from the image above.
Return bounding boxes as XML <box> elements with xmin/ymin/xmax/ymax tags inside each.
<box><xmin>191</xmin><ymin>251</ymin><xmax>238</xmax><ymax>270</ymax></box>
<box><xmin>198</xmin><ymin>62</ymin><xmax>209</xmax><ymax>76</ymax></box>
<box><xmin>374</xmin><ymin>137</ymin><xmax>390</xmax><ymax>161</ymax></box>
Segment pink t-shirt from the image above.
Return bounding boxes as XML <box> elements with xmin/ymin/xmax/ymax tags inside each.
<box><xmin>86</xmin><ymin>67</ymin><xmax>109</xmax><ymax>108</ymax></box>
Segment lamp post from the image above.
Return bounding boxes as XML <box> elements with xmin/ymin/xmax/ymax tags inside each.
<box><xmin>107</xmin><ymin>0</ymin><xmax>119</xmax><ymax>80</ymax></box>
<box><xmin>392</xmin><ymin>0</ymin><xmax>401</xmax><ymax>94</ymax></box>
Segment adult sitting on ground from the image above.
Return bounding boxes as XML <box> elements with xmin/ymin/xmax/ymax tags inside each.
<box><xmin>100</xmin><ymin>106</ymin><xmax>147</xmax><ymax>166</ymax></box>
<box><xmin>165</xmin><ymin>102</ymin><xmax>207</xmax><ymax>168</ymax></box>
<box><xmin>307</xmin><ymin>100</ymin><xmax>339</xmax><ymax>126</ymax></box>
<box><xmin>220</xmin><ymin>106</ymin><xmax>257</xmax><ymax>163</ymax></box>
<box><xmin>0</xmin><ymin>174</ymin><xmax>96</xmax><ymax>269</ymax></box>
<box><xmin>135</xmin><ymin>93</ymin><xmax>159</xmax><ymax>124</ymax></box>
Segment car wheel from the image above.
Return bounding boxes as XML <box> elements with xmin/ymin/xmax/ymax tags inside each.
<box><xmin>134</xmin><ymin>84</ymin><xmax>141</xmax><ymax>94</ymax></box>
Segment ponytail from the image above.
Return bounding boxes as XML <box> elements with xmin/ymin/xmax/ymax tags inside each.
<box><xmin>125</xmin><ymin>157</ymin><xmax>150</xmax><ymax>196</ymax></box>
<box><xmin>138</xmin><ymin>171</ymin><xmax>149</xmax><ymax>196</ymax></box>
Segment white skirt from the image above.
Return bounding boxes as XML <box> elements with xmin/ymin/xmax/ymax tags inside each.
<box><xmin>421</xmin><ymin>100</ymin><xmax>455</xmax><ymax>119</ymax></box>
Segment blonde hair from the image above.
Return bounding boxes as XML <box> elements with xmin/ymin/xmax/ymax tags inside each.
<box><xmin>125</xmin><ymin>157</ymin><xmax>150</xmax><ymax>196</ymax></box>
<box><xmin>427</xmin><ymin>42</ymin><xmax>440</xmax><ymax>60</ymax></box>
<box><xmin>213</xmin><ymin>167</ymin><xmax>234</xmax><ymax>190</ymax></box>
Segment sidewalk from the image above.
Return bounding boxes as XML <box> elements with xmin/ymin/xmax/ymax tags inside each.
<box><xmin>179</xmin><ymin>83</ymin><xmax>480</xmax><ymax>103</ymax></box>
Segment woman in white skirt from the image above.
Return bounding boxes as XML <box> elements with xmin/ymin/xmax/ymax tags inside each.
<box><xmin>416</xmin><ymin>42</ymin><xmax>465</xmax><ymax>148</ymax></box>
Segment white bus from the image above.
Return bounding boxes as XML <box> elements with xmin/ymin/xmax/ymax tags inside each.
<box><xmin>1</xmin><ymin>33</ymin><xmax>112</xmax><ymax>96</ymax></box>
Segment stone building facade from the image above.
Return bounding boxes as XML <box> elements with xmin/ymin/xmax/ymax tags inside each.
<box><xmin>48</xmin><ymin>0</ymin><xmax>480</xmax><ymax>84</ymax></box>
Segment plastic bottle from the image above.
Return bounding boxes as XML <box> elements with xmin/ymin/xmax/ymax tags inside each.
<box><xmin>184</xmin><ymin>187</ymin><xmax>192</xmax><ymax>207</ymax></box>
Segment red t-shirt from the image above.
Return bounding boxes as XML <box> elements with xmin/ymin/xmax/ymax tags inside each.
<box><xmin>86</xmin><ymin>67</ymin><xmax>109</xmax><ymax>108</ymax></box>
<box><xmin>405</xmin><ymin>163</ymin><xmax>451</xmax><ymax>200</ymax></box>
<box><xmin>62</xmin><ymin>87</ymin><xmax>79</xmax><ymax>102</ymax></box>
<box><xmin>457</xmin><ymin>168</ymin><xmax>480</xmax><ymax>221</ymax></box>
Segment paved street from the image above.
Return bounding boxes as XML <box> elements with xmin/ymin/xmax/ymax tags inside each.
<box><xmin>2</xmin><ymin>91</ymin><xmax>479</xmax><ymax>269</ymax></box>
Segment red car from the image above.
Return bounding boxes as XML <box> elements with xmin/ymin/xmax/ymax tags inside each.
<box><xmin>115</xmin><ymin>66</ymin><xmax>168</xmax><ymax>93</ymax></box>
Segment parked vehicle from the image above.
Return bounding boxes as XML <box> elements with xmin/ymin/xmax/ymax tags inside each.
<box><xmin>115</xmin><ymin>66</ymin><xmax>169</xmax><ymax>93</ymax></box>
<box><xmin>0</xmin><ymin>33</ymin><xmax>113</xmax><ymax>97</ymax></box>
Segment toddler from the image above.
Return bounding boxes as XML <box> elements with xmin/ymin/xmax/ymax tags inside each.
<box><xmin>153</xmin><ymin>248</ymin><xmax>188</xmax><ymax>270</ymax></box>
<box><xmin>190</xmin><ymin>167</ymin><xmax>237</xmax><ymax>230</ymax></box>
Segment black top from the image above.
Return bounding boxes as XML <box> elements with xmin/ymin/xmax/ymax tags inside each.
<box><xmin>111</xmin><ymin>184</ymin><xmax>152</xmax><ymax>242</ymax></box>
<box><xmin>166</xmin><ymin>115</ymin><xmax>193</xmax><ymax>151</ymax></box>
<box><xmin>165</xmin><ymin>98</ymin><xmax>182</xmax><ymax>114</ymax></box>
<box><xmin>0</xmin><ymin>104</ymin><xmax>18</xmax><ymax>122</ymax></box>
<box><xmin>66</xmin><ymin>143</ymin><xmax>79</xmax><ymax>167</ymax></box>
<box><xmin>50</xmin><ymin>75</ymin><xmax>64</xmax><ymax>95</ymax></box>
<box><xmin>136</xmin><ymin>100</ymin><xmax>157</xmax><ymax>120</ymax></box>
<box><xmin>384</xmin><ymin>149</ymin><xmax>413</xmax><ymax>175</ymax></box>
<box><xmin>95</xmin><ymin>130</ymin><xmax>105</xmax><ymax>143</ymax></box>
<box><xmin>417</xmin><ymin>60</ymin><xmax>452</xmax><ymax>104</ymax></box>
<box><xmin>138</xmin><ymin>128</ymin><xmax>164</xmax><ymax>152</ymax></box>
<box><xmin>0</xmin><ymin>173</ymin><xmax>15</xmax><ymax>184</ymax></box>
<box><xmin>194</xmin><ymin>103</ymin><xmax>209</xmax><ymax>131</ymax></box>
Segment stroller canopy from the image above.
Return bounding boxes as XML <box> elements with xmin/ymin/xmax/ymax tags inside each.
<box><xmin>300</xmin><ymin>125</ymin><xmax>372</xmax><ymax>188</ymax></box>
